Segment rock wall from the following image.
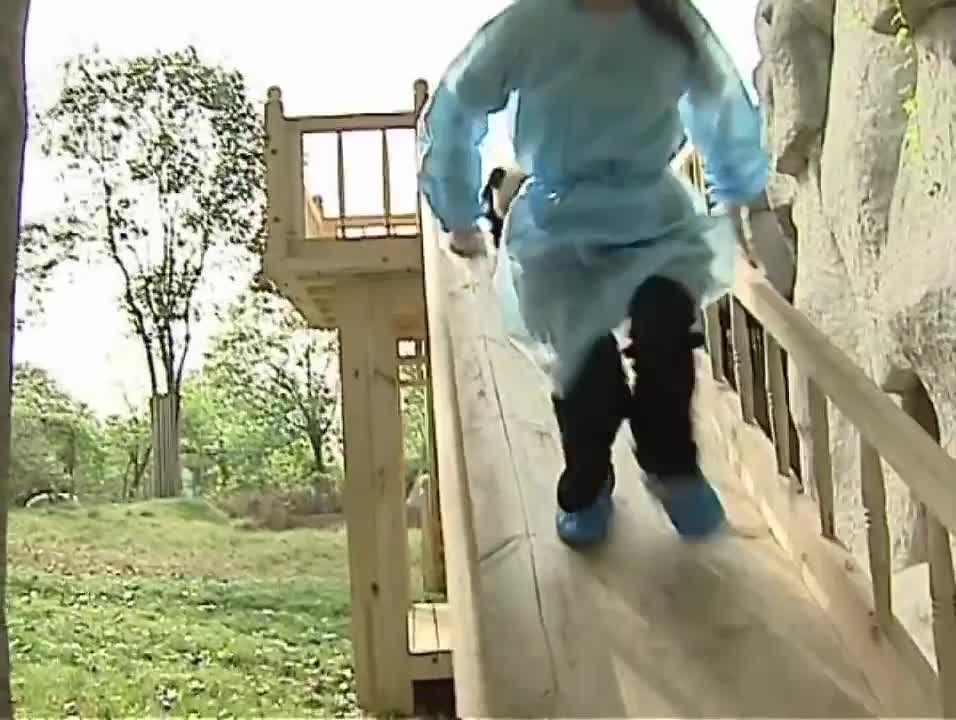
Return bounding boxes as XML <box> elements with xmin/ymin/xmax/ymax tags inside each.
<box><xmin>754</xmin><ymin>0</ymin><xmax>955</xmax><ymax>570</ymax></box>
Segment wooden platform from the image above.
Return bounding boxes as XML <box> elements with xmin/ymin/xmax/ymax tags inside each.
<box><xmin>427</xmin><ymin>242</ymin><xmax>883</xmax><ymax>717</ymax></box>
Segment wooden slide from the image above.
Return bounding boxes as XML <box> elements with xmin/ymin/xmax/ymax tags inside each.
<box><xmin>262</xmin><ymin>84</ymin><xmax>954</xmax><ymax>717</ymax></box>
<box><xmin>422</xmin><ymin>215</ymin><xmax>886</xmax><ymax>717</ymax></box>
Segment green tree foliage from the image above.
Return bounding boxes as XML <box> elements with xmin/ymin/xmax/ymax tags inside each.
<box><xmin>10</xmin><ymin>364</ymin><xmax>105</xmax><ymax>503</ymax></box>
<box><xmin>193</xmin><ymin>287</ymin><xmax>342</xmax><ymax>497</ymax></box>
<box><xmin>180</xmin><ymin>373</ymin><xmax>323</xmax><ymax>500</ymax></box>
<box><xmin>16</xmin><ymin>44</ymin><xmax>436</xmax><ymax>511</ymax></box>
<box><xmin>10</xmin><ymin>333</ymin><xmax>434</xmax><ymax>509</ymax></box>
<box><xmin>101</xmin><ymin>403</ymin><xmax>152</xmax><ymax>501</ymax></box>
<box><xmin>23</xmin><ymin>46</ymin><xmax>266</xmax><ymax>495</ymax></box>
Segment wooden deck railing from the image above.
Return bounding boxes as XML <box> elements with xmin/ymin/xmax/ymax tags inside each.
<box><xmin>676</xmin><ymin>149</ymin><xmax>956</xmax><ymax>717</ymax></box>
<box><xmin>264</xmin><ymin>85</ymin><xmax>423</xmax><ymax>246</ymax></box>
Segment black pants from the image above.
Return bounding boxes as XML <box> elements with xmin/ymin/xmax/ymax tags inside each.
<box><xmin>553</xmin><ymin>276</ymin><xmax>702</xmax><ymax>512</ymax></box>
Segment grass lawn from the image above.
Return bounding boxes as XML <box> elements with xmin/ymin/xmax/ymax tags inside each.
<box><xmin>8</xmin><ymin>499</ymin><xmax>423</xmax><ymax>718</ymax></box>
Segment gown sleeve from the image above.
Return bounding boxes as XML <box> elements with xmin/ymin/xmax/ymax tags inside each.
<box><xmin>417</xmin><ymin>6</ymin><xmax>522</xmax><ymax>233</ymax></box>
<box><xmin>677</xmin><ymin>13</ymin><xmax>769</xmax><ymax>208</ymax></box>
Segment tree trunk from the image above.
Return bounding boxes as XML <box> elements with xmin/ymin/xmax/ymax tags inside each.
<box><xmin>127</xmin><ymin>444</ymin><xmax>150</xmax><ymax>500</ymax></box>
<box><xmin>120</xmin><ymin>461</ymin><xmax>130</xmax><ymax>501</ymax></box>
<box><xmin>148</xmin><ymin>393</ymin><xmax>180</xmax><ymax>498</ymax></box>
<box><xmin>0</xmin><ymin>1</ymin><xmax>31</xmax><ymax>715</ymax></box>
<box><xmin>307</xmin><ymin>426</ymin><xmax>327</xmax><ymax>489</ymax></box>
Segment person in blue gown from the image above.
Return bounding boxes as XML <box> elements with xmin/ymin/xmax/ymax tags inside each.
<box><xmin>418</xmin><ymin>0</ymin><xmax>768</xmax><ymax>548</ymax></box>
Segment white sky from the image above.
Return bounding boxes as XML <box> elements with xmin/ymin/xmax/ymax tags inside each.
<box><xmin>16</xmin><ymin>0</ymin><xmax>759</xmax><ymax>416</ymax></box>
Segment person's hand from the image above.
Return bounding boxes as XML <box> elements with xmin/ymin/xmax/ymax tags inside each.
<box><xmin>448</xmin><ymin>226</ymin><xmax>488</xmax><ymax>257</ymax></box>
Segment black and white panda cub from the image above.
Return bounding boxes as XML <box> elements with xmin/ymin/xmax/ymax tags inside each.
<box><xmin>479</xmin><ymin>164</ymin><xmax>528</xmax><ymax>249</ymax></box>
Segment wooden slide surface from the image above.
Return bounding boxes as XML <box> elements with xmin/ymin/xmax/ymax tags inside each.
<box><xmin>430</xmin><ymin>243</ymin><xmax>881</xmax><ymax>718</ymax></box>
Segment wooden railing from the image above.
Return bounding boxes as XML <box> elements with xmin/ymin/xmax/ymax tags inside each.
<box><xmin>304</xmin><ymin>190</ymin><xmax>418</xmax><ymax>240</ymax></box>
<box><xmin>264</xmin><ymin>83</ymin><xmax>425</xmax><ymax>246</ymax></box>
<box><xmin>677</xmin><ymin>150</ymin><xmax>956</xmax><ymax>716</ymax></box>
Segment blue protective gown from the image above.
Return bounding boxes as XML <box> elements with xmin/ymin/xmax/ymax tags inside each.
<box><xmin>418</xmin><ymin>0</ymin><xmax>769</xmax><ymax>394</ymax></box>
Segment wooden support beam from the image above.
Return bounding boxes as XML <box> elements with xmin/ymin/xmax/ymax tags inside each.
<box><xmin>282</xmin><ymin>236</ymin><xmax>423</xmax><ymax>275</ymax></box>
<box><xmin>421</xmin><ymin>350</ymin><xmax>446</xmax><ymax>597</ymax></box>
<box><xmin>337</xmin><ymin>280</ymin><xmax>412</xmax><ymax>715</ymax></box>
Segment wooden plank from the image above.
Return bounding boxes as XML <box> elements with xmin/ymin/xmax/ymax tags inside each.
<box><xmin>282</xmin><ymin>236</ymin><xmax>422</xmax><ymax>275</ymax></box>
<box><xmin>432</xmin><ymin>601</ymin><xmax>450</xmax><ymax>650</ymax></box>
<box><xmin>302</xmin><ymin>274</ymin><xmax>424</xmax><ymax>317</ymax></box>
<box><xmin>404</xmin><ymin>601</ymin><xmax>452</xmax><ymax>683</ymax></box>
<box><xmin>293</xmin><ymin>110</ymin><xmax>417</xmax><ymax>134</ymax></box>
<box><xmin>420</xmin><ymin>474</ymin><xmax>446</xmax><ymax>596</ymax></box>
<box><xmin>406</xmin><ymin>653</ymin><xmax>452</xmax><ymax>683</ymax></box>
<box><xmin>420</xmin><ymin>204</ymin><xmax>491</xmax><ymax>714</ymax></box>
<box><xmin>425</xmin><ymin>218</ymin><xmax>879</xmax><ymax>716</ymax></box>
<box><xmin>337</xmin><ymin>280</ymin><xmax>412</xmax><ymax>715</ymax></box>
<box><xmin>407</xmin><ymin>602</ymin><xmax>452</xmax><ymax>655</ymax></box>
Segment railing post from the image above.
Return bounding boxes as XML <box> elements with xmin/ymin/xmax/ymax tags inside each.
<box><xmin>264</xmin><ymin>87</ymin><xmax>292</xmax><ymax>259</ymax></box>
<box><xmin>704</xmin><ymin>303</ymin><xmax>725</xmax><ymax>382</ymax></box>
<box><xmin>764</xmin><ymin>333</ymin><xmax>791</xmax><ymax>479</ymax></box>
<box><xmin>807</xmin><ymin>379</ymin><xmax>836</xmax><ymax>538</ymax></box>
<box><xmin>926</xmin><ymin>514</ymin><xmax>956</xmax><ymax>716</ymax></box>
<box><xmin>730</xmin><ymin>299</ymin><xmax>755</xmax><ymax>422</ymax></box>
<box><xmin>859</xmin><ymin>439</ymin><xmax>893</xmax><ymax>630</ymax></box>
<box><xmin>413</xmin><ymin>79</ymin><xmax>429</xmax><ymax>239</ymax></box>
<box><xmin>887</xmin><ymin>376</ymin><xmax>956</xmax><ymax>715</ymax></box>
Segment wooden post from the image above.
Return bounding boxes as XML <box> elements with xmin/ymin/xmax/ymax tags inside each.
<box><xmin>421</xmin><ymin>477</ymin><xmax>446</xmax><ymax>598</ymax></box>
<box><xmin>859</xmin><ymin>439</ymin><xmax>892</xmax><ymax>629</ymax></box>
<box><xmin>337</xmin><ymin>279</ymin><xmax>412</xmax><ymax>715</ymax></box>
<box><xmin>264</xmin><ymin>87</ymin><xmax>291</xmax><ymax>259</ymax></box>
<box><xmin>704</xmin><ymin>303</ymin><xmax>724</xmax><ymax>383</ymax></box>
<box><xmin>730</xmin><ymin>298</ymin><xmax>755</xmax><ymax>423</ymax></box>
<box><xmin>807</xmin><ymin>379</ymin><xmax>836</xmax><ymax>539</ymax></box>
<box><xmin>764</xmin><ymin>333</ymin><xmax>791</xmax><ymax>478</ymax></box>
<box><xmin>421</xmin><ymin>344</ymin><xmax>446</xmax><ymax>597</ymax></box>
<box><xmin>413</xmin><ymin>78</ymin><xmax>445</xmax><ymax>599</ymax></box>
<box><xmin>886</xmin><ymin>375</ymin><xmax>956</xmax><ymax>714</ymax></box>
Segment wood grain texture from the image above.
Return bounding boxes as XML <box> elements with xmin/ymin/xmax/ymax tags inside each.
<box><xmin>428</xmin><ymin>229</ymin><xmax>877</xmax><ymax>717</ymax></box>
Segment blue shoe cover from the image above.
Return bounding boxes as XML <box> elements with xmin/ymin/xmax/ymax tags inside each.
<box><xmin>645</xmin><ymin>471</ymin><xmax>726</xmax><ymax>540</ymax></box>
<box><xmin>556</xmin><ymin>491</ymin><xmax>612</xmax><ymax>548</ymax></box>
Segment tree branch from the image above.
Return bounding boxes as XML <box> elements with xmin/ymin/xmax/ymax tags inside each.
<box><xmin>100</xmin><ymin>175</ymin><xmax>159</xmax><ymax>395</ymax></box>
